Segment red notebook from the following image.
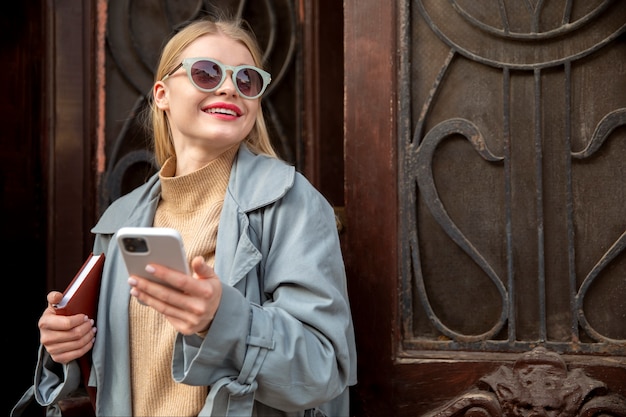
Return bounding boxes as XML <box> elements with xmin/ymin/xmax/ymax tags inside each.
<box><xmin>54</xmin><ymin>252</ymin><xmax>105</xmax><ymax>410</ymax></box>
<box><xmin>55</xmin><ymin>253</ymin><xmax>105</xmax><ymax>318</ymax></box>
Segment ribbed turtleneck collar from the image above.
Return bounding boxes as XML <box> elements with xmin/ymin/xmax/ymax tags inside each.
<box><xmin>158</xmin><ymin>145</ymin><xmax>238</xmax><ymax>213</ymax></box>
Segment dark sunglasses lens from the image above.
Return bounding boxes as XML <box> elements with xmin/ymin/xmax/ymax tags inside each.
<box><xmin>190</xmin><ymin>60</ymin><xmax>223</xmax><ymax>90</ymax></box>
<box><xmin>236</xmin><ymin>68</ymin><xmax>264</xmax><ymax>97</ymax></box>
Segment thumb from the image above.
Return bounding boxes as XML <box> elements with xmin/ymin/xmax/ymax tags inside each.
<box><xmin>191</xmin><ymin>256</ymin><xmax>217</xmax><ymax>280</ymax></box>
<box><xmin>47</xmin><ymin>291</ymin><xmax>64</xmax><ymax>307</ymax></box>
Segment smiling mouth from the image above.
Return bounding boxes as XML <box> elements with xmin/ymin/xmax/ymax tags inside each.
<box><xmin>205</xmin><ymin>108</ymin><xmax>239</xmax><ymax>117</ymax></box>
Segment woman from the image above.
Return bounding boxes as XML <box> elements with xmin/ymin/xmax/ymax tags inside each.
<box><xmin>15</xmin><ymin>17</ymin><xmax>356</xmax><ymax>417</ymax></box>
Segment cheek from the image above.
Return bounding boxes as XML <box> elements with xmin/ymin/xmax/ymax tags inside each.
<box><xmin>168</xmin><ymin>93</ymin><xmax>200</xmax><ymax>117</ymax></box>
<box><xmin>244</xmin><ymin>102</ymin><xmax>260</xmax><ymax>125</ymax></box>
<box><xmin>167</xmin><ymin>81</ymin><xmax>203</xmax><ymax>107</ymax></box>
<box><xmin>243</xmin><ymin>113</ymin><xmax>258</xmax><ymax>136</ymax></box>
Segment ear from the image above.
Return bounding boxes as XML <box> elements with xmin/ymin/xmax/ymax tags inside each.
<box><xmin>153</xmin><ymin>81</ymin><xmax>169</xmax><ymax>110</ymax></box>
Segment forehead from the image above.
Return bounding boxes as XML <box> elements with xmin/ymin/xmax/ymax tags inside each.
<box><xmin>180</xmin><ymin>33</ymin><xmax>254</xmax><ymax>66</ymax></box>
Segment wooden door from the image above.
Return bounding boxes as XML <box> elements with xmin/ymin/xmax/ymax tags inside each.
<box><xmin>344</xmin><ymin>1</ymin><xmax>626</xmax><ymax>415</ymax></box>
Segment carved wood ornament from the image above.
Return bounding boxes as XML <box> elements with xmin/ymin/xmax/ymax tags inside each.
<box><xmin>424</xmin><ymin>347</ymin><xmax>626</xmax><ymax>417</ymax></box>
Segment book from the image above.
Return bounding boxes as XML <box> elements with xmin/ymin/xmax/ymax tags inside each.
<box><xmin>54</xmin><ymin>252</ymin><xmax>105</xmax><ymax>411</ymax></box>
<box><xmin>54</xmin><ymin>253</ymin><xmax>105</xmax><ymax>318</ymax></box>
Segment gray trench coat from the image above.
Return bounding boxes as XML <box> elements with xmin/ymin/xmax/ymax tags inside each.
<box><xmin>14</xmin><ymin>144</ymin><xmax>357</xmax><ymax>417</ymax></box>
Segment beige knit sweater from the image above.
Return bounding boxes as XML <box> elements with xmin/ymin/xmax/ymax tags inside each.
<box><xmin>129</xmin><ymin>145</ymin><xmax>237</xmax><ymax>416</ymax></box>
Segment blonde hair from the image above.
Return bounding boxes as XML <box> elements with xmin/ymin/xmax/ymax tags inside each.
<box><xmin>150</xmin><ymin>18</ymin><xmax>277</xmax><ymax>166</ymax></box>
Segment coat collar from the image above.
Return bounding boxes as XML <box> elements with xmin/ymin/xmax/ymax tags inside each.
<box><xmin>91</xmin><ymin>144</ymin><xmax>295</xmax><ymax>235</ymax></box>
<box><xmin>227</xmin><ymin>143</ymin><xmax>295</xmax><ymax>212</ymax></box>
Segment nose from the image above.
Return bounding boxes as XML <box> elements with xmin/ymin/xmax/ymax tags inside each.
<box><xmin>216</xmin><ymin>70</ymin><xmax>238</xmax><ymax>96</ymax></box>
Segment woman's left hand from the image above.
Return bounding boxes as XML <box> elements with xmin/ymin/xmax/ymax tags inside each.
<box><xmin>128</xmin><ymin>256</ymin><xmax>222</xmax><ymax>335</ymax></box>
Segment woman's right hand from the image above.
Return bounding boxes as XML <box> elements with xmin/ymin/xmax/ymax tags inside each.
<box><xmin>38</xmin><ymin>291</ymin><xmax>97</xmax><ymax>364</ymax></box>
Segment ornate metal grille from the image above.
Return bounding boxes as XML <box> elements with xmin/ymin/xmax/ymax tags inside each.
<box><xmin>399</xmin><ymin>0</ymin><xmax>626</xmax><ymax>354</ymax></box>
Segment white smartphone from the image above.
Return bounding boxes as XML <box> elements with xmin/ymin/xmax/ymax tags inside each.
<box><xmin>116</xmin><ymin>227</ymin><xmax>190</xmax><ymax>288</ymax></box>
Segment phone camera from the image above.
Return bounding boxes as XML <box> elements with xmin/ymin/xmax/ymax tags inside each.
<box><xmin>122</xmin><ymin>237</ymin><xmax>149</xmax><ymax>253</ymax></box>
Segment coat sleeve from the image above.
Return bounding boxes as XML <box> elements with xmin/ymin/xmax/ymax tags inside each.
<box><xmin>32</xmin><ymin>345</ymin><xmax>82</xmax><ymax>407</ymax></box>
<box><xmin>171</xmin><ymin>174</ymin><xmax>357</xmax><ymax>413</ymax></box>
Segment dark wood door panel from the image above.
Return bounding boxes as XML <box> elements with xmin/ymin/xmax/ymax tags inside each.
<box><xmin>393</xmin><ymin>353</ymin><xmax>626</xmax><ymax>416</ymax></box>
<box><xmin>345</xmin><ymin>0</ymin><xmax>626</xmax><ymax>415</ymax></box>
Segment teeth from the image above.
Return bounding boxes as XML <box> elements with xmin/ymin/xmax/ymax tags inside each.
<box><xmin>206</xmin><ymin>108</ymin><xmax>237</xmax><ymax>116</ymax></box>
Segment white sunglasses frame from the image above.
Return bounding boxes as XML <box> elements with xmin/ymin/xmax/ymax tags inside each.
<box><xmin>162</xmin><ymin>57</ymin><xmax>272</xmax><ymax>99</ymax></box>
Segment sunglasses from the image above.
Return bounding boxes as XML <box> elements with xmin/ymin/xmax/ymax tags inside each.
<box><xmin>162</xmin><ymin>57</ymin><xmax>272</xmax><ymax>99</ymax></box>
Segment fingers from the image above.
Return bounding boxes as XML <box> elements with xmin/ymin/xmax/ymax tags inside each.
<box><xmin>132</xmin><ymin>257</ymin><xmax>216</xmax><ymax>296</ymax></box>
<box><xmin>129</xmin><ymin>284</ymin><xmax>209</xmax><ymax>334</ymax></box>
<box><xmin>45</xmin><ymin>330</ymin><xmax>96</xmax><ymax>364</ymax></box>
<box><xmin>128</xmin><ymin>257</ymin><xmax>222</xmax><ymax>335</ymax></box>
<box><xmin>39</xmin><ymin>314</ymin><xmax>96</xmax><ymax>364</ymax></box>
<box><xmin>191</xmin><ymin>256</ymin><xmax>216</xmax><ymax>279</ymax></box>
<box><xmin>39</xmin><ymin>290</ymin><xmax>97</xmax><ymax>364</ymax></box>
<box><xmin>129</xmin><ymin>280</ymin><xmax>185</xmax><ymax>309</ymax></box>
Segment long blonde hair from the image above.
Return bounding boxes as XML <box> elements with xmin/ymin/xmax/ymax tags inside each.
<box><xmin>150</xmin><ymin>18</ymin><xmax>277</xmax><ymax>167</ymax></box>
